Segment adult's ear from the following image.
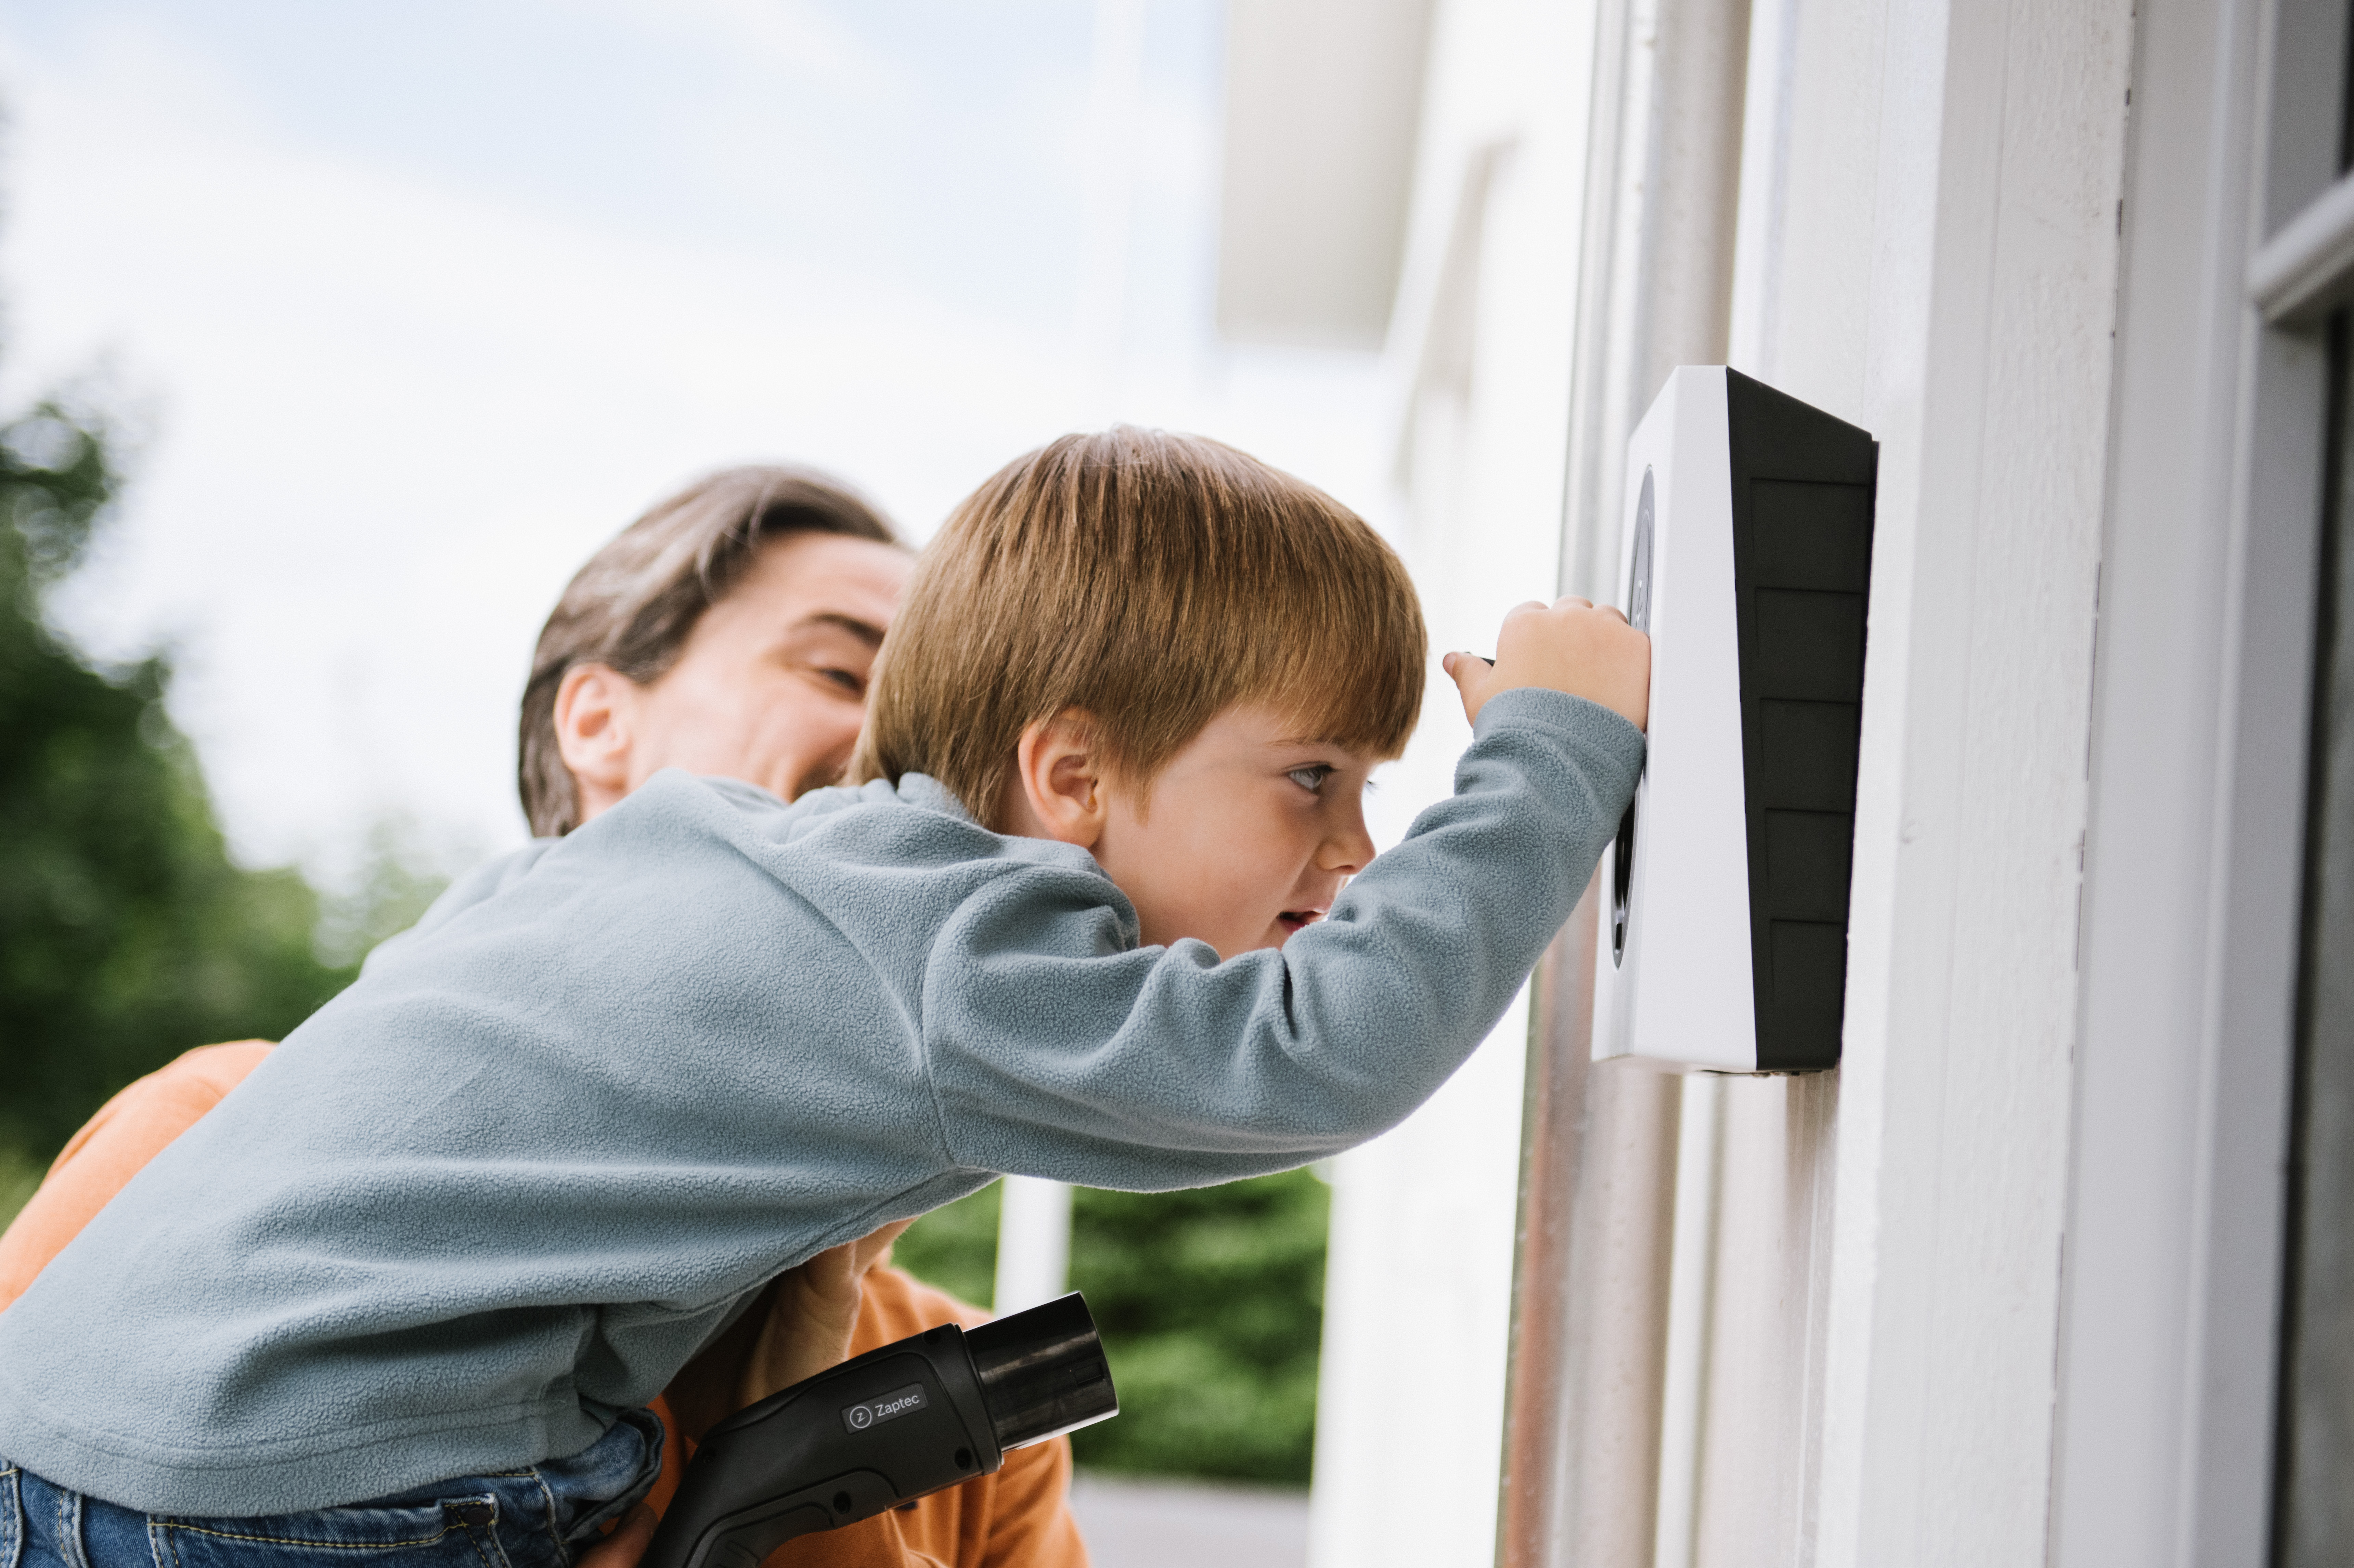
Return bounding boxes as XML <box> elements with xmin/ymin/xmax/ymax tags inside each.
<box><xmin>553</xmin><ymin>663</ymin><xmax>641</xmax><ymax>825</ymax></box>
<box><xmin>1003</xmin><ymin>709</ymin><xmax>1110</xmax><ymax>848</ymax></box>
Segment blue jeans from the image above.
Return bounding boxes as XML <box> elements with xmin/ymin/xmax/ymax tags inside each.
<box><xmin>2</xmin><ymin>1411</ymin><xmax>662</xmax><ymax>1568</ymax></box>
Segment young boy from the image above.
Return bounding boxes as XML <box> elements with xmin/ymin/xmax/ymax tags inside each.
<box><xmin>0</xmin><ymin>428</ymin><xmax>1645</xmax><ymax>1567</ymax></box>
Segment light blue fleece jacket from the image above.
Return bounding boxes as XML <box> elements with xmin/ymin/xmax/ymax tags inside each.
<box><xmin>0</xmin><ymin>688</ymin><xmax>1641</xmax><ymax>1516</ymax></box>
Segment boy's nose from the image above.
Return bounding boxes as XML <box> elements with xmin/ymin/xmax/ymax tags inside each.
<box><xmin>1319</xmin><ymin>819</ymin><xmax>1377</xmax><ymax>876</ymax></box>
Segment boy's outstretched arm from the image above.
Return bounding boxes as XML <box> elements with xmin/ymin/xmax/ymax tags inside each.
<box><xmin>922</xmin><ymin>601</ymin><xmax>1650</xmax><ymax>1190</ymax></box>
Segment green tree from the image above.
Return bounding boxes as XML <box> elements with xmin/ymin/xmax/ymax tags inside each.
<box><xmin>0</xmin><ymin>399</ymin><xmax>361</xmax><ymax>1179</ymax></box>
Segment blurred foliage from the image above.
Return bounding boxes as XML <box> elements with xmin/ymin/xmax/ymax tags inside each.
<box><xmin>313</xmin><ymin>818</ymin><xmax>461</xmax><ymax>969</ymax></box>
<box><xmin>1069</xmin><ymin>1172</ymin><xmax>1329</xmax><ymax>1485</ymax></box>
<box><xmin>0</xmin><ymin>1144</ymin><xmax>46</xmax><ymax>1234</ymax></box>
<box><xmin>0</xmin><ymin>397</ymin><xmax>376</xmax><ymax>1194</ymax></box>
<box><xmin>893</xmin><ymin>1168</ymin><xmax>1330</xmax><ymax>1487</ymax></box>
<box><xmin>891</xmin><ymin>1177</ymin><xmax>1002</xmax><ymax>1310</ymax></box>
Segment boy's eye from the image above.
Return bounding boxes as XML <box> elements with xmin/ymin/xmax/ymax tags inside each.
<box><xmin>815</xmin><ymin>666</ymin><xmax>865</xmax><ymax>695</ymax></box>
<box><xmin>1287</xmin><ymin>766</ymin><xmax>1332</xmax><ymax>794</ymax></box>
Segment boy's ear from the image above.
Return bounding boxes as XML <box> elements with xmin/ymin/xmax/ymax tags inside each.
<box><xmin>554</xmin><ymin>663</ymin><xmax>641</xmax><ymax>820</ymax></box>
<box><xmin>1004</xmin><ymin>709</ymin><xmax>1110</xmax><ymax>848</ymax></box>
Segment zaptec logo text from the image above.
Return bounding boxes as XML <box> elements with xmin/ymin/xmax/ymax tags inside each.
<box><xmin>841</xmin><ymin>1383</ymin><xmax>930</xmax><ymax>1434</ymax></box>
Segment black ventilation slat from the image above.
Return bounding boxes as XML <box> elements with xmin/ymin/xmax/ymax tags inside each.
<box><xmin>1725</xmin><ymin>368</ymin><xmax>1877</xmax><ymax>1072</ymax></box>
<box><xmin>1751</xmin><ymin>482</ymin><xmax>1873</xmax><ymax>589</ymax></box>
<box><xmin>1755</xmin><ymin>1005</ymin><xmax>1844</xmax><ymax>1072</ymax></box>
<box><xmin>1756</xmin><ymin>589</ymin><xmax>1867</xmax><ymax>698</ymax></box>
<box><xmin>1769</xmin><ymin>920</ymin><xmax>1848</xmax><ymax>1004</ymax></box>
<box><xmin>1754</xmin><ymin>701</ymin><xmax>1861</xmax><ymax>811</ymax></box>
<box><xmin>1763</xmin><ymin>810</ymin><xmax>1854</xmax><ymax>920</ymax></box>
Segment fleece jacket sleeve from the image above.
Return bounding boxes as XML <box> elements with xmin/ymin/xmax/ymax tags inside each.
<box><xmin>917</xmin><ymin>687</ymin><xmax>1643</xmax><ymax>1187</ymax></box>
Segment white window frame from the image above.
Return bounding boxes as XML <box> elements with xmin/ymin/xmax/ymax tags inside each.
<box><xmin>2051</xmin><ymin>0</ymin><xmax>2344</xmax><ymax>1559</ymax></box>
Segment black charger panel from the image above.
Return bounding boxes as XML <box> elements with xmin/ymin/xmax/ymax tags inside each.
<box><xmin>1723</xmin><ymin>371</ymin><xmax>1878</xmax><ymax>1071</ymax></box>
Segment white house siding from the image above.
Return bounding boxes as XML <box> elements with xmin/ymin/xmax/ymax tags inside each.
<box><xmin>1294</xmin><ymin>0</ymin><xmax>2140</xmax><ymax>1561</ymax></box>
<box><xmin>1702</xmin><ymin>0</ymin><xmax>2137</xmax><ymax>1562</ymax></box>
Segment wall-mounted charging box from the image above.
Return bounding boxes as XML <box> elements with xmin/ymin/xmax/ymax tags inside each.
<box><xmin>1592</xmin><ymin>367</ymin><xmax>1878</xmax><ymax>1074</ymax></box>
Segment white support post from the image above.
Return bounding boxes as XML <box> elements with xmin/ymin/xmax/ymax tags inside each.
<box><xmin>993</xmin><ymin>1175</ymin><xmax>1074</xmax><ymax>1315</ymax></box>
<box><xmin>1650</xmin><ymin>1073</ymin><xmax>1725</xmax><ymax>1568</ymax></box>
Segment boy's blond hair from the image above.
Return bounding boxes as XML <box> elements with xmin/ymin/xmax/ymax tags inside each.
<box><xmin>850</xmin><ymin>427</ymin><xmax>1425</xmax><ymax>824</ymax></box>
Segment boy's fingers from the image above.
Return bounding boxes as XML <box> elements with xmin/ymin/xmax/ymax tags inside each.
<box><xmin>1443</xmin><ymin>650</ymin><xmax>1503</xmax><ymax>723</ymax></box>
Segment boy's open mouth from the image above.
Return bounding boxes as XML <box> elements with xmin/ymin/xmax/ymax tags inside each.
<box><xmin>1277</xmin><ymin>908</ymin><xmax>1327</xmax><ymax>934</ymax></box>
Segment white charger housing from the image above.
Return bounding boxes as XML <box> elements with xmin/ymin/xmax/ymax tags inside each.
<box><xmin>1591</xmin><ymin>367</ymin><xmax>1877</xmax><ymax>1074</ymax></box>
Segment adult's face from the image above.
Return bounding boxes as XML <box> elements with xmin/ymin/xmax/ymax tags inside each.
<box><xmin>555</xmin><ymin>531</ymin><xmax>913</xmax><ymax>822</ymax></box>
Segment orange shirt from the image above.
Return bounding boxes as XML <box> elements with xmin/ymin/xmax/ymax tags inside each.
<box><xmin>0</xmin><ymin>1045</ymin><xmax>1086</xmax><ymax>1568</ymax></box>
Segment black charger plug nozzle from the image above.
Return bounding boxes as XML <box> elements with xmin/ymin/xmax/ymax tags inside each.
<box><xmin>641</xmin><ymin>1291</ymin><xmax>1118</xmax><ymax>1568</ymax></box>
<box><xmin>965</xmin><ymin>1291</ymin><xmax>1117</xmax><ymax>1451</ymax></box>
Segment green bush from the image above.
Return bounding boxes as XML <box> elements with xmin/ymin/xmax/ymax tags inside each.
<box><xmin>892</xmin><ymin>1168</ymin><xmax>1330</xmax><ymax>1487</ymax></box>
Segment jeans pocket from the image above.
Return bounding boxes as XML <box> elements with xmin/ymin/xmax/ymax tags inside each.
<box><xmin>0</xmin><ymin>1464</ymin><xmax>22</xmax><ymax>1568</ymax></box>
<box><xmin>150</xmin><ymin>1497</ymin><xmax>512</xmax><ymax>1568</ymax></box>
<box><xmin>527</xmin><ymin>1411</ymin><xmax>663</xmax><ymax>1553</ymax></box>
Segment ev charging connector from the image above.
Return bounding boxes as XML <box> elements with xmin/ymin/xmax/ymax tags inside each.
<box><xmin>641</xmin><ymin>1292</ymin><xmax>1117</xmax><ymax>1568</ymax></box>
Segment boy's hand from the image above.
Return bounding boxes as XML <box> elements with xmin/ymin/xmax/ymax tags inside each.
<box><xmin>1441</xmin><ymin>596</ymin><xmax>1650</xmax><ymax>731</ymax></box>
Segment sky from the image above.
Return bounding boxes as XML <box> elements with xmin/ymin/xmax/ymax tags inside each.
<box><xmin>0</xmin><ymin>0</ymin><xmax>1397</xmax><ymax>886</ymax></box>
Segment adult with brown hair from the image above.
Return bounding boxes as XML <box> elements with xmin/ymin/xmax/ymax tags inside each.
<box><xmin>0</xmin><ymin>463</ymin><xmax>1089</xmax><ymax>1568</ymax></box>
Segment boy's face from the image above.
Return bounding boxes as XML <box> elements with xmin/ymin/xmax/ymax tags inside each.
<box><xmin>1005</xmin><ymin>702</ymin><xmax>1384</xmax><ymax>959</ymax></box>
